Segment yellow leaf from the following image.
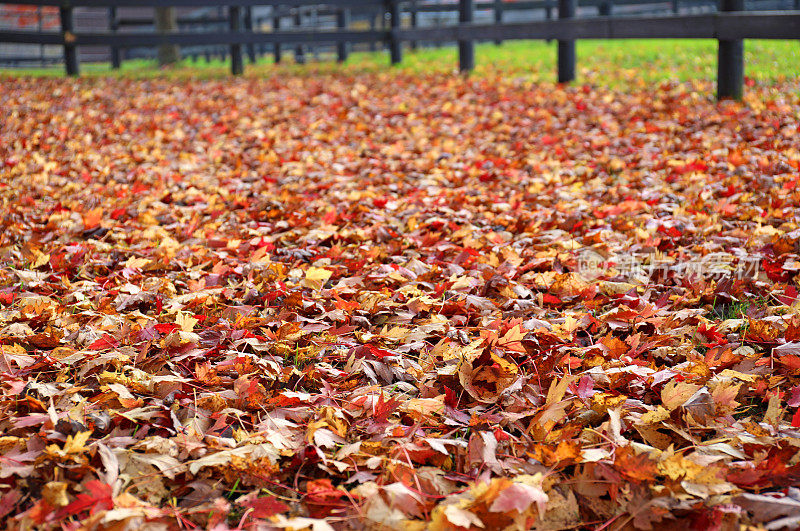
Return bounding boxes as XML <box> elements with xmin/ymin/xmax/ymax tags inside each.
<box><xmin>498</xmin><ymin>324</ymin><xmax>526</xmax><ymax>353</ymax></box>
<box><xmin>124</xmin><ymin>256</ymin><xmax>151</xmax><ymax>269</ymax></box>
<box><xmin>46</xmin><ymin>430</ymin><xmax>93</xmax><ymax>460</ymax></box>
<box><xmin>64</xmin><ymin>430</ymin><xmax>92</xmax><ymax>454</ymax></box>
<box><xmin>661</xmin><ymin>381</ymin><xmax>701</xmax><ymax>411</ymax></box>
<box><xmin>717</xmin><ymin>369</ymin><xmax>758</xmax><ymax>382</ymax></box>
<box><xmin>590</xmin><ymin>393</ymin><xmax>627</xmax><ymax>414</ymax></box>
<box><xmin>176</xmin><ymin>312</ymin><xmax>198</xmax><ymax>333</ymax></box>
<box><xmin>640</xmin><ymin>406</ymin><xmax>671</xmax><ymax>425</ymax></box>
<box><xmin>32</xmin><ymin>251</ymin><xmax>50</xmax><ymax>268</ymax></box>
<box><xmin>657</xmin><ymin>453</ymin><xmax>704</xmax><ymax>481</ymax></box>
<box><xmin>42</xmin><ymin>481</ymin><xmax>69</xmax><ymax>507</ymax></box>
<box><xmin>546</xmin><ymin>375</ymin><xmax>577</xmax><ymax>406</ymax></box>
<box><xmin>764</xmin><ymin>394</ymin><xmax>783</xmax><ymax>427</ymax></box>
<box><xmin>302</xmin><ymin>267</ymin><xmax>333</xmax><ymax>290</ymax></box>
<box><xmin>378</xmin><ymin>326</ymin><xmax>408</xmax><ymax>341</ymax></box>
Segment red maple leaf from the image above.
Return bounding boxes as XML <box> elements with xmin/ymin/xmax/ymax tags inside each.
<box><xmin>241</xmin><ymin>496</ymin><xmax>289</xmax><ymax>519</ymax></box>
<box><xmin>57</xmin><ymin>480</ymin><xmax>113</xmax><ymax>518</ymax></box>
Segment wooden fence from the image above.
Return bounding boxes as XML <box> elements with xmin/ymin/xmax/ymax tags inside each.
<box><xmin>0</xmin><ymin>0</ymin><xmax>798</xmax><ymax>99</ymax></box>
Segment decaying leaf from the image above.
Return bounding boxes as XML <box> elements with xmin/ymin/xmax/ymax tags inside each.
<box><xmin>1</xmin><ymin>69</ymin><xmax>798</xmax><ymax>529</ymax></box>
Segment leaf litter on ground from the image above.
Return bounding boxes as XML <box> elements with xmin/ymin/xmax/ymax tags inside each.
<box><xmin>1</xmin><ymin>73</ymin><xmax>800</xmax><ymax>530</ymax></box>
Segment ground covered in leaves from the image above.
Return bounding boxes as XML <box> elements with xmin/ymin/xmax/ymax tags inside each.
<box><xmin>1</xmin><ymin>74</ymin><xmax>800</xmax><ymax>530</ymax></box>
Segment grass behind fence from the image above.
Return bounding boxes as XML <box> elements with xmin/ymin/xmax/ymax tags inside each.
<box><xmin>1</xmin><ymin>39</ymin><xmax>797</xmax><ymax>89</ymax></box>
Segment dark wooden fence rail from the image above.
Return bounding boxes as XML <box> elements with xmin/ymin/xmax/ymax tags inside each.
<box><xmin>107</xmin><ymin>0</ymin><xmax>728</xmax><ymax>65</ymax></box>
<box><xmin>0</xmin><ymin>0</ymin><xmax>798</xmax><ymax>100</ymax></box>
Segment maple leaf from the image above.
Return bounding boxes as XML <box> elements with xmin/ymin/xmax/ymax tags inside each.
<box><xmin>440</xmin><ymin>504</ymin><xmax>484</xmax><ymax>529</ymax></box>
<box><xmin>175</xmin><ymin>312</ymin><xmax>199</xmax><ymax>332</ymax></box>
<box><xmin>87</xmin><ymin>334</ymin><xmax>119</xmax><ymax>350</ymax></box>
<box><xmin>81</xmin><ymin>208</ymin><xmax>103</xmax><ymax>231</ymax></box>
<box><xmin>615</xmin><ymin>447</ymin><xmax>658</xmax><ymax>483</ymax></box>
<box><xmin>458</xmin><ymin>346</ymin><xmax>520</xmax><ymax>403</ymax></box>
<box><xmin>44</xmin><ymin>431</ymin><xmax>92</xmax><ymax>464</ymax></box>
<box><xmin>497</xmin><ymin>323</ymin><xmax>527</xmax><ymax>353</ymax></box>
<box><xmin>57</xmin><ymin>480</ymin><xmax>113</xmax><ymax>518</ymax></box>
<box><xmin>735</xmin><ymin>489</ymin><xmax>800</xmax><ymax>528</ymax></box>
<box><xmin>371</xmin><ymin>393</ymin><xmax>401</xmax><ymax>422</ymax></box>
<box><xmin>303</xmin><ymin>267</ymin><xmax>333</xmax><ymax>290</ymax></box>
<box><xmin>489</xmin><ymin>482</ymin><xmax>548</xmax><ymax>516</ymax></box>
<box><xmin>661</xmin><ymin>380</ymin><xmax>702</xmax><ymax>411</ymax></box>
<box><xmin>2</xmin><ymin>63</ymin><xmax>799</xmax><ymax>529</ymax></box>
<box><xmin>0</xmin><ymin>490</ymin><xmax>21</xmax><ymax>520</ymax></box>
<box><xmin>305</xmin><ymin>478</ymin><xmax>351</xmax><ymax>518</ymax></box>
<box><xmin>240</xmin><ymin>496</ymin><xmax>290</xmax><ymax>518</ymax></box>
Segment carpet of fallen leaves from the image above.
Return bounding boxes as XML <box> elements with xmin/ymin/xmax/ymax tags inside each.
<box><xmin>1</xmin><ymin>74</ymin><xmax>800</xmax><ymax>531</ymax></box>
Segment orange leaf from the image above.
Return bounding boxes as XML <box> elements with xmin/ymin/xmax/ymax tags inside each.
<box><xmin>82</xmin><ymin>208</ymin><xmax>103</xmax><ymax>230</ymax></box>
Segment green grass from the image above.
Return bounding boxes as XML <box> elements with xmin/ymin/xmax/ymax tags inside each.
<box><xmin>2</xmin><ymin>39</ymin><xmax>798</xmax><ymax>89</ymax></box>
<box><xmin>713</xmin><ymin>300</ymin><xmax>752</xmax><ymax>321</ymax></box>
<box><xmin>347</xmin><ymin>39</ymin><xmax>799</xmax><ymax>86</ymax></box>
<box><xmin>712</xmin><ymin>296</ymin><xmax>769</xmax><ymax>321</ymax></box>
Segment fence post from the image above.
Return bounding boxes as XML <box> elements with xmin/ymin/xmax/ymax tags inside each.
<box><xmin>273</xmin><ymin>11</ymin><xmax>282</xmax><ymax>63</ymax></box>
<box><xmin>59</xmin><ymin>6</ymin><xmax>78</xmax><ymax>76</ymax></box>
<box><xmin>599</xmin><ymin>0</ymin><xmax>613</xmax><ymax>16</ymax></box>
<box><xmin>494</xmin><ymin>0</ymin><xmax>502</xmax><ymax>45</ymax></box>
<box><xmin>230</xmin><ymin>6</ymin><xmax>244</xmax><ymax>75</ymax></box>
<box><xmin>369</xmin><ymin>13</ymin><xmax>377</xmax><ymax>51</ymax></box>
<box><xmin>311</xmin><ymin>7</ymin><xmax>319</xmax><ymax>60</ymax></box>
<box><xmin>218</xmin><ymin>7</ymin><xmax>226</xmax><ymax>61</ymax></box>
<box><xmin>459</xmin><ymin>0</ymin><xmax>474</xmax><ymax>72</ymax></box>
<box><xmin>672</xmin><ymin>0</ymin><xmax>679</xmax><ymax>13</ymax></box>
<box><xmin>388</xmin><ymin>0</ymin><xmax>402</xmax><ymax>65</ymax></box>
<box><xmin>545</xmin><ymin>0</ymin><xmax>553</xmax><ymax>43</ymax></box>
<box><xmin>255</xmin><ymin>15</ymin><xmax>265</xmax><ymax>56</ymax></box>
<box><xmin>717</xmin><ymin>0</ymin><xmax>744</xmax><ymax>100</ymax></box>
<box><xmin>557</xmin><ymin>0</ymin><xmax>575</xmax><ymax>83</ymax></box>
<box><xmin>109</xmin><ymin>7</ymin><xmax>121</xmax><ymax>69</ymax></box>
<box><xmin>294</xmin><ymin>10</ymin><xmax>305</xmax><ymax>64</ymax></box>
<box><xmin>38</xmin><ymin>6</ymin><xmax>45</xmax><ymax>66</ymax></box>
<box><xmin>410</xmin><ymin>0</ymin><xmax>418</xmax><ymax>50</ymax></box>
<box><xmin>337</xmin><ymin>9</ymin><xmax>350</xmax><ymax>62</ymax></box>
<box><xmin>244</xmin><ymin>7</ymin><xmax>256</xmax><ymax>63</ymax></box>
